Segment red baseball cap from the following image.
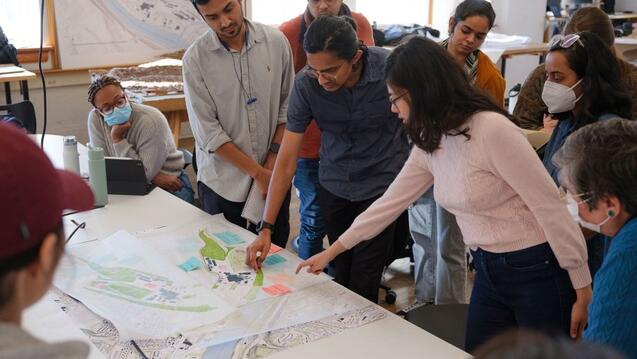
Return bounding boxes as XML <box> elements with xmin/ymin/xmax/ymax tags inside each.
<box><xmin>0</xmin><ymin>124</ymin><xmax>94</xmax><ymax>260</ymax></box>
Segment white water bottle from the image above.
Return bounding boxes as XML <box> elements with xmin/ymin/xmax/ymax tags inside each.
<box><xmin>62</xmin><ymin>136</ymin><xmax>81</xmax><ymax>174</ymax></box>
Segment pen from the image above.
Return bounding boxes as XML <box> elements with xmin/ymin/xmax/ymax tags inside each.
<box><xmin>130</xmin><ymin>340</ymin><xmax>149</xmax><ymax>359</ymax></box>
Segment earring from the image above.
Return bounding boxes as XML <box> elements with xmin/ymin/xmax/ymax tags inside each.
<box><xmin>608</xmin><ymin>210</ymin><xmax>615</xmax><ymax>217</ymax></box>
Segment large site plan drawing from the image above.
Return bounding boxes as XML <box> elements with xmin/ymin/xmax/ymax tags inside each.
<box><xmin>51</xmin><ymin>217</ymin><xmax>385</xmax><ymax>358</ymax></box>
<box><xmin>195</xmin><ymin>224</ymin><xmax>330</xmax><ymax>306</ymax></box>
<box><xmin>53</xmin><ymin>0</ymin><xmax>209</xmax><ymax>68</ymax></box>
<box><xmin>55</xmin><ymin>231</ymin><xmax>235</xmax><ymax>340</ymax></box>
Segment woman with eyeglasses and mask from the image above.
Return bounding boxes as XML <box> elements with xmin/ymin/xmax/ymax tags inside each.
<box><xmin>86</xmin><ymin>74</ymin><xmax>194</xmax><ymax>204</ymax></box>
<box><xmin>541</xmin><ymin>31</ymin><xmax>632</xmax><ymax>276</ymax></box>
<box><xmin>554</xmin><ymin>119</ymin><xmax>637</xmax><ymax>359</ymax></box>
<box><xmin>245</xmin><ymin>15</ymin><xmax>409</xmax><ymax>304</ymax></box>
<box><xmin>514</xmin><ymin>7</ymin><xmax>637</xmax><ymax>132</ymax></box>
<box><xmin>297</xmin><ymin>36</ymin><xmax>592</xmax><ymax>352</ymax></box>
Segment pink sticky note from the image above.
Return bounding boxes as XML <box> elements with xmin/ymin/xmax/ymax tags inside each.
<box><xmin>262</xmin><ymin>283</ymin><xmax>291</xmax><ymax>296</ymax></box>
<box><xmin>269</xmin><ymin>244</ymin><xmax>283</xmax><ymax>255</ymax></box>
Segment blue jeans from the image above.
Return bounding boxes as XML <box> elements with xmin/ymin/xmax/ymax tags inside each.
<box><xmin>170</xmin><ymin>171</ymin><xmax>194</xmax><ymax>204</ymax></box>
<box><xmin>293</xmin><ymin>158</ymin><xmax>326</xmax><ymax>260</ymax></box>
<box><xmin>465</xmin><ymin>242</ymin><xmax>576</xmax><ymax>353</ymax></box>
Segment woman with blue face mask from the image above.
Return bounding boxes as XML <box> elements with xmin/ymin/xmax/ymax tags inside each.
<box><xmin>86</xmin><ymin>75</ymin><xmax>194</xmax><ymax>204</ymax></box>
<box><xmin>554</xmin><ymin>118</ymin><xmax>637</xmax><ymax>359</ymax></box>
<box><xmin>541</xmin><ymin>31</ymin><xmax>632</xmax><ymax>276</ymax></box>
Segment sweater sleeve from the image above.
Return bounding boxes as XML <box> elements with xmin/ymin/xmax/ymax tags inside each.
<box><xmin>112</xmin><ymin>112</ymin><xmax>170</xmax><ymax>181</ymax></box>
<box><xmin>513</xmin><ymin>64</ymin><xmax>547</xmax><ymax>130</ymax></box>
<box><xmin>480</xmin><ymin>115</ymin><xmax>591</xmax><ymax>289</ymax></box>
<box><xmin>336</xmin><ymin>148</ymin><xmax>433</xmax><ymax>249</ymax></box>
<box><xmin>87</xmin><ymin>110</ymin><xmax>109</xmax><ymax>154</ymax></box>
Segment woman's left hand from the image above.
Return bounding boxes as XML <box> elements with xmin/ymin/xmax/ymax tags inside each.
<box><xmin>570</xmin><ymin>285</ymin><xmax>592</xmax><ymax>339</ymax></box>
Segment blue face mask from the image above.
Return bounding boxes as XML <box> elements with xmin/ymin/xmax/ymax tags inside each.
<box><xmin>103</xmin><ymin>102</ymin><xmax>132</xmax><ymax>126</ymax></box>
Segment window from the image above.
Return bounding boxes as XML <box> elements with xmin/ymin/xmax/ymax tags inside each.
<box><xmin>249</xmin><ymin>0</ymin><xmax>430</xmax><ymax>27</ymax></box>
<box><xmin>0</xmin><ymin>0</ymin><xmax>42</xmax><ymax>48</ymax></box>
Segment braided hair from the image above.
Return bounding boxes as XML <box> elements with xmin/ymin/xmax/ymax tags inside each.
<box><xmin>87</xmin><ymin>74</ymin><xmax>123</xmax><ymax>106</ymax></box>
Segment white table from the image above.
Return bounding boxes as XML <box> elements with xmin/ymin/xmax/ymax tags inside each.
<box><xmin>24</xmin><ymin>135</ymin><xmax>469</xmax><ymax>359</ymax></box>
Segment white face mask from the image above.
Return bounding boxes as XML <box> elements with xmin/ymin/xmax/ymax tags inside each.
<box><xmin>542</xmin><ymin>79</ymin><xmax>583</xmax><ymax>114</ymax></box>
<box><xmin>565</xmin><ymin>192</ymin><xmax>611</xmax><ymax>233</ymax></box>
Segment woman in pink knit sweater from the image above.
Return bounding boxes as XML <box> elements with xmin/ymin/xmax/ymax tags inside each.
<box><xmin>297</xmin><ymin>37</ymin><xmax>593</xmax><ymax>352</ymax></box>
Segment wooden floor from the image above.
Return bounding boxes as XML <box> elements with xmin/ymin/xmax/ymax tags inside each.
<box><xmin>181</xmin><ymin>138</ymin><xmax>418</xmax><ymax>312</ymax></box>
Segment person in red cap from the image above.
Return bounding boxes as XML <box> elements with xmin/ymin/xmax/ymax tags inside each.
<box><xmin>0</xmin><ymin>123</ymin><xmax>94</xmax><ymax>358</ymax></box>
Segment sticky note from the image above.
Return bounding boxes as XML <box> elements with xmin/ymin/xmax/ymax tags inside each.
<box><xmin>178</xmin><ymin>256</ymin><xmax>202</xmax><ymax>272</ymax></box>
<box><xmin>268</xmin><ymin>244</ymin><xmax>283</xmax><ymax>254</ymax></box>
<box><xmin>214</xmin><ymin>231</ymin><xmax>245</xmax><ymax>245</ymax></box>
<box><xmin>263</xmin><ymin>254</ymin><xmax>286</xmax><ymax>266</ymax></box>
<box><xmin>262</xmin><ymin>283</ymin><xmax>291</xmax><ymax>296</ymax></box>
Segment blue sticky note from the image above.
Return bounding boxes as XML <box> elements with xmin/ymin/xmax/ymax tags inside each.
<box><xmin>178</xmin><ymin>256</ymin><xmax>202</xmax><ymax>272</ymax></box>
<box><xmin>214</xmin><ymin>231</ymin><xmax>245</xmax><ymax>245</ymax></box>
<box><xmin>263</xmin><ymin>254</ymin><xmax>287</xmax><ymax>266</ymax></box>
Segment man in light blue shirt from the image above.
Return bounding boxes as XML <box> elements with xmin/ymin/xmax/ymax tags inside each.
<box><xmin>184</xmin><ymin>0</ymin><xmax>294</xmax><ymax>247</ymax></box>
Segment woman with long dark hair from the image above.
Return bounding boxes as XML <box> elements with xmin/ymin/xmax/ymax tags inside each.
<box><xmin>297</xmin><ymin>36</ymin><xmax>592</xmax><ymax>352</ymax></box>
<box><xmin>541</xmin><ymin>31</ymin><xmax>632</xmax><ymax>276</ymax></box>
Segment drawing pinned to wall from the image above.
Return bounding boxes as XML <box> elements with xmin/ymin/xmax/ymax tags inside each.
<box><xmin>53</xmin><ymin>0</ymin><xmax>210</xmax><ymax>69</ymax></box>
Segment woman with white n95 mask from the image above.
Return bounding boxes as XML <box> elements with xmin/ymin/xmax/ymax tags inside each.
<box><xmin>541</xmin><ymin>31</ymin><xmax>632</xmax><ymax>278</ymax></box>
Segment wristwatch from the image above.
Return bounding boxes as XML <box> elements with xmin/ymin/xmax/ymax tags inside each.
<box><xmin>257</xmin><ymin>220</ymin><xmax>275</xmax><ymax>233</ymax></box>
<box><xmin>269</xmin><ymin>142</ymin><xmax>281</xmax><ymax>154</ymax></box>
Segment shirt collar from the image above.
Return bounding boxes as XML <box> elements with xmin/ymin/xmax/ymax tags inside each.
<box><xmin>356</xmin><ymin>48</ymin><xmax>384</xmax><ymax>87</ymax></box>
<box><xmin>608</xmin><ymin>217</ymin><xmax>637</xmax><ymax>253</ymax></box>
<box><xmin>207</xmin><ymin>18</ymin><xmax>264</xmax><ymax>52</ymax></box>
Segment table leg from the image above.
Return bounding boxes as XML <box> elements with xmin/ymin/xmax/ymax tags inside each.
<box><xmin>21</xmin><ymin>80</ymin><xmax>30</xmax><ymax>101</ymax></box>
<box><xmin>500</xmin><ymin>57</ymin><xmax>508</xmax><ymax>77</ymax></box>
<box><xmin>4</xmin><ymin>82</ymin><xmax>11</xmax><ymax>104</ymax></box>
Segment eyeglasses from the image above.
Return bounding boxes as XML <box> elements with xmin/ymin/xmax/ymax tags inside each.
<box><xmin>389</xmin><ymin>92</ymin><xmax>408</xmax><ymax>106</ymax></box>
<box><xmin>97</xmin><ymin>95</ymin><xmax>127</xmax><ymax>116</ymax></box>
<box><xmin>549</xmin><ymin>34</ymin><xmax>585</xmax><ymax>51</ymax></box>
<box><xmin>304</xmin><ymin>61</ymin><xmax>348</xmax><ymax>82</ymax></box>
<box><xmin>558</xmin><ymin>186</ymin><xmax>591</xmax><ymax>204</ymax></box>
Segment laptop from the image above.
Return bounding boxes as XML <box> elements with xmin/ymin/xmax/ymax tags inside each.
<box><xmin>105</xmin><ymin>157</ymin><xmax>154</xmax><ymax>195</ymax></box>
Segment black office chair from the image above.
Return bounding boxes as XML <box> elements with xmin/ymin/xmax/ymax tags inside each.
<box><xmin>0</xmin><ymin>101</ymin><xmax>36</xmax><ymax>134</ymax></box>
<box><xmin>404</xmin><ymin>303</ymin><xmax>470</xmax><ymax>351</ymax></box>
<box><xmin>381</xmin><ymin>211</ymin><xmax>413</xmax><ymax>304</ymax></box>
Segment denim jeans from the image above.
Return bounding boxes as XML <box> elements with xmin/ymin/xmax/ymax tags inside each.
<box><xmin>170</xmin><ymin>171</ymin><xmax>195</xmax><ymax>204</ymax></box>
<box><xmin>197</xmin><ymin>182</ymin><xmax>291</xmax><ymax>248</ymax></box>
<box><xmin>465</xmin><ymin>242</ymin><xmax>576</xmax><ymax>353</ymax></box>
<box><xmin>409</xmin><ymin>188</ymin><xmax>467</xmax><ymax>304</ymax></box>
<box><xmin>293</xmin><ymin>158</ymin><xmax>326</xmax><ymax>260</ymax></box>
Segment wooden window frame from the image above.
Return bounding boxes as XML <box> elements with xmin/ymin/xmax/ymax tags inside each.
<box><xmin>16</xmin><ymin>0</ymin><xmax>60</xmax><ymax>69</ymax></box>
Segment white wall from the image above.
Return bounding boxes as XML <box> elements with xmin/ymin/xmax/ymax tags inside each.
<box><xmin>616</xmin><ymin>0</ymin><xmax>637</xmax><ymax>12</ymax></box>
<box><xmin>490</xmin><ymin>0</ymin><xmax>546</xmax><ymax>94</ymax></box>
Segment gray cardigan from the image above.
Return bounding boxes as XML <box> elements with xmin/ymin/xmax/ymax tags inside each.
<box><xmin>88</xmin><ymin>102</ymin><xmax>184</xmax><ymax>181</ymax></box>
